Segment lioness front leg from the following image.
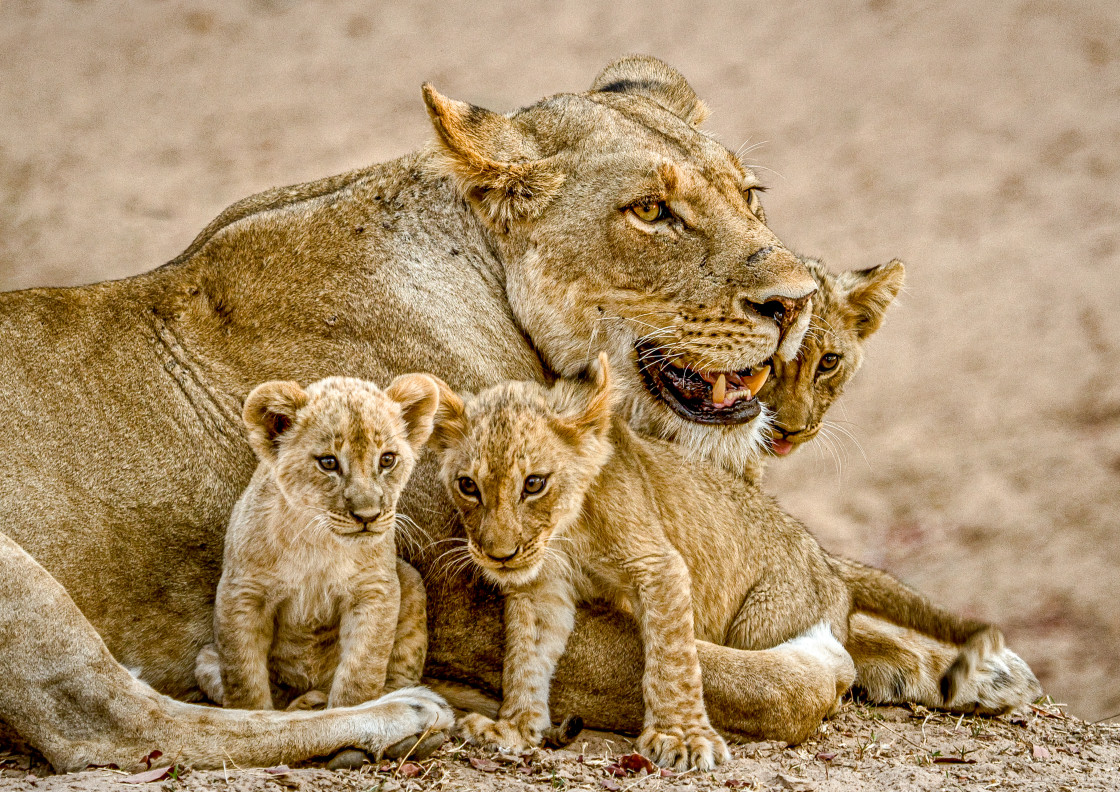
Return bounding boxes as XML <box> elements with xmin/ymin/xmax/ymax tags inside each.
<box><xmin>629</xmin><ymin>552</ymin><xmax>729</xmax><ymax>771</ymax></box>
<box><xmin>330</xmin><ymin>571</ymin><xmax>400</xmax><ymax>708</ymax></box>
<box><xmin>0</xmin><ymin>533</ymin><xmax>453</xmax><ymax>773</ymax></box>
<box><xmin>458</xmin><ymin>577</ymin><xmax>575</xmax><ymax>753</ymax></box>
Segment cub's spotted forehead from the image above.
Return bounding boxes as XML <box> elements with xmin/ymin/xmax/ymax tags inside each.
<box><xmin>298</xmin><ymin>377</ymin><xmax>404</xmax><ymax>450</ymax></box>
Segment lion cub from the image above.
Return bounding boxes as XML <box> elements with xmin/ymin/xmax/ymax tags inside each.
<box><xmin>195</xmin><ymin>374</ymin><xmax>439</xmax><ymax>711</ymax></box>
<box><xmin>757</xmin><ymin>257</ymin><xmax>905</xmax><ymax>458</ymax></box>
<box><xmin>431</xmin><ymin>354</ymin><xmax>1037</xmax><ymax>768</ymax></box>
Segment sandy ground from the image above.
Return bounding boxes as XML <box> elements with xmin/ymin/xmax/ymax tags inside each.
<box><xmin>2</xmin><ymin>0</ymin><xmax>1119</xmax><ymax>787</ymax></box>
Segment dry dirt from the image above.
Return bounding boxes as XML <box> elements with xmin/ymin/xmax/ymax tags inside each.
<box><xmin>2</xmin><ymin>0</ymin><xmax>1119</xmax><ymax>788</ymax></box>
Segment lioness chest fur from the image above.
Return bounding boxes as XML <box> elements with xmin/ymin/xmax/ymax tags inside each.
<box><xmin>196</xmin><ymin>374</ymin><xmax>439</xmax><ymax>710</ymax></box>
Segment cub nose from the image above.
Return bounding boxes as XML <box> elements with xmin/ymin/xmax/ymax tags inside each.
<box><xmin>346</xmin><ymin>495</ymin><xmax>382</xmax><ymax>525</ymax></box>
<box><xmin>742</xmin><ymin>291</ymin><xmax>814</xmax><ymax>340</ymax></box>
<box><xmin>482</xmin><ymin>543</ymin><xmax>520</xmax><ymax>563</ymax></box>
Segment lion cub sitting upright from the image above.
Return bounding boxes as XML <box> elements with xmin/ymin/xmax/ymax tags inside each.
<box><xmin>195</xmin><ymin>375</ymin><xmax>439</xmax><ymax>711</ymax></box>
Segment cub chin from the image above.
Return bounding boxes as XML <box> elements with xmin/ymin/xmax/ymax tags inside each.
<box><xmin>195</xmin><ymin>375</ymin><xmax>439</xmax><ymax>712</ymax></box>
<box><xmin>430</xmin><ymin>354</ymin><xmax>1039</xmax><ymax>769</ymax></box>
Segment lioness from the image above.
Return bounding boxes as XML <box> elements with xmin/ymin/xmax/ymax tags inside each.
<box><xmin>0</xmin><ymin>56</ymin><xmax>1004</xmax><ymax>771</ymax></box>
<box><xmin>194</xmin><ymin>375</ymin><xmax>439</xmax><ymax>712</ymax></box>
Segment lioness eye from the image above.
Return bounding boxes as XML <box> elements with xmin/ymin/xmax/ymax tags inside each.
<box><xmin>630</xmin><ymin>201</ymin><xmax>667</xmax><ymax>223</ymax></box>
<box><xmin>379</xmin><ymin>452</ymin><xmax>397</xmax><ymax>470</ymax></box>
<box><xmin>818</xmin><ymin>353</ymin><xmax>841</xmax><ymax>373</ymax></box>
<box><xmin>317</xmin><ymin>455</ymin><xmax>339</xmax><ymax>472</ymax></box>
<box><xmin>523</xmin><ymin>474</ymin><xmax>548</xmax><ymax>496</ymax></box>
<box><xmin>457</xmin><ymin>476</ymin><xmax>479</xmax><ymax>499</ymax></box>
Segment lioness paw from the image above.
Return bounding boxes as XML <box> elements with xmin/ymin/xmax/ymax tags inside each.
<box><xmin>637</xmin><ymin>724</ymin><xmax>729</xmax><ymax>771</ymax></box>
<box><xmin>455</xmin><ymin>712</ymin><xmax>540</xmax><ymax>753</ymax></box>
<box><xmin>353</xmin><ymin>686</ymin><xmax>454</xmax><ymax>744</ymax></box>
<box><xmin>942</xmin><ymin>647</ymin><xmax>1042</xmax><ymax>715</ymax></box>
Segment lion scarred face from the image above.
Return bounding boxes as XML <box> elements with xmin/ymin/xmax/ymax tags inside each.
<box><xmin>424</xmin><ymin>56</ymin><xmax>816</xmax><ymax>471</ymax></box>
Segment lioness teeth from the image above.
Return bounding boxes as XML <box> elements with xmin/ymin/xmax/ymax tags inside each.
<box><xmin>712</xmin><ymin>374</ymin><xmax>726</xmax><ymax>405</ymax></box>
<box><xmin>742</xmin><ymin>365</ymin><xmax>771</xmax><ymax>398</ymax></box>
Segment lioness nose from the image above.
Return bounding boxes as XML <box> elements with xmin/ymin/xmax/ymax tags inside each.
<box><xmin>742</xmin><ymin>291</ymin><xmax>814</xmax><ymax>340</ymax></box>
<box><xmin>349</xmin><ymin>507</ymin><xmax>382</xmax><ymax>525</ymax></box>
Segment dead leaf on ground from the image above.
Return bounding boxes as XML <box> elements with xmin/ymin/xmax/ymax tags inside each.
<box><xmin>468</xmin><ymin>757</ymin><xmax>501</xmax><ymax>772</ymax></box>
<box><xmin>617</xmin><ymin>753</ymin><xmax>656</xmax><ymax>774</ymax></box>
<box><xmin>599</xmin><ymin>779</ymin><xmax>621</xmax><ymax>791</ymax></box>
<box><xmin>121</xmin><ymin>766</ymin><xmax>171</xmax><ymax>784</ymax></box>
<box><xmin>398</xmin><ymin>762</ymin><xmax>422</xmax><ymax>777</ymax></box>
<box><xmin>1032</xmin><ymin>744</ymin><xmax>1052</xmax><ymax>760</ymax></box>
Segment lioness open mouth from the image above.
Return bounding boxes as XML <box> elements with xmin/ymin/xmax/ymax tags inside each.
<box><xmin>636</xmin><ymin>340</ymin><xmax>771</xmax><ymax>425</ymax></box>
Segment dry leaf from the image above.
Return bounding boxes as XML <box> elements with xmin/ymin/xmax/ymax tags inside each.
<box><xmin>934</xmin><ymin>756</ymin><xmax>976</xmax><ymax>765</ymax></box>
<box><xmin>617</xmin><ymin>753</ymin><xmax>656</xmax><ymax>774</ymax></box>
<box><xmin>599</xmin><ymin>780</ymin><xmax>621</xmax><ymax>791</ymax></box>
<box><xmin>816</xmin><ymin>751</ymin><xmax>837</xmax><ymax>761</ymax></box>
<box><xmin>468</xmin><ymin>757</ymin><xmax>501</xmax><ymax>772</ymax></box>
<box><xmin>1032</xmin><ymin>744</ymin><xmax>1051</xmax><ymax>760</ymax></box>
<box><xmin>121</xmin><ymin>766</ymin><xmax>171</xmax><ymax>784</ymax></box>
<box><xmin>398</xmin><ymin>762</ymin><xmax>422</xmax><ymax>778</ymax></box>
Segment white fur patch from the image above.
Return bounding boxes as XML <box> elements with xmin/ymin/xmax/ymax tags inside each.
<box><xmin>126</xmin><ymin>666</ymin><xmax>143</xmax><ymax>679</ymax></box>
<box><xmin>776</xmin><ymin>621</ymin><xmax>849</xmax><ymax>668</ymax></box>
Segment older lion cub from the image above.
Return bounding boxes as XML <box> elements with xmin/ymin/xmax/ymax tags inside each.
<box><xmin>431</xmin><ymin>355</ymin><xmax>1038</xmax><ymax>768</ymax></box>
<box><xmin>195</xmin><ymin>375</ymin><xmax>439</xmax><ymax>711</ymax></box>
<box><xmin>758</xmin><ymin>257</ymin><xmax>905</xmax><ymax>458</ymax></box>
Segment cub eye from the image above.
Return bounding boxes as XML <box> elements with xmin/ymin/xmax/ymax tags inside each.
<box><xmin>629</xmin><ymin>200</ymin><xmax>669</xmax><ymax>223</ymax></box>
<box><xmin>523</xmin><ymin>474</ymin><xmax>548</xmax><ymax>496</ymax></box>
<box><xmin>379</xmin><ymin>452</ymin><xmax>397</xmax><ymax>470</ymax></box>
<box><xmin>317</xmin><ymin>455</ymin><xmax>339</xmax><ymax>473</ymax></box>
<box><xmin>457</xmin><ymin>476</ymin><xmax>479</xmax><ymax>499</ymax></box>
<box><xmin>818</xmin><ymin>353</ymin><xmax>841</xmax><ymax>373</ymax></box>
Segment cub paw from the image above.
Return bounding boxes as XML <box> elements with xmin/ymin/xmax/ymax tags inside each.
<box><xmin>455</xmin><ymin>712</ymin><xmax>540</xmax><ymax>753</ymax></box>
<box><xmin>637</xmin><ymin>723</ymin><xmax>730</xmax><ymax>771</ymax></box>
<box><xmin>286</xmin><ymin>689</ymin><xmax>328</xmax><ymax>711</ymax></box>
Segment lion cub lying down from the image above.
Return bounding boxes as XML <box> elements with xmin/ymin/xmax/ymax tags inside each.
<box><xmin>430</xmin><ymin>354</ymin><xmax>1036</xmax><ymax>770</ymax></box>
<box><xmin>195</xmin><ymin>375</ymin><xmax>439</xmax><ymax>712</ymax></box>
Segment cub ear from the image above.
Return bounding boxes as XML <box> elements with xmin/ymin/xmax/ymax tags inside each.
<box><xmin>838</xmin><ymin>259</ymin><xmax>906</xmax><ymax>339</ymax></box>
<box><xmin>427</xmin><ymin>376</ymin><xmax>470</xmax><ymax>453</ymax></box>
<box><xmin>559</xmin><ymin>352</ymin><xmax>615</xmax><ymax>442</ymax></box>
<box><xmin>422</xmin><ymin>83</ymin><xmax>565</xmax><ymax>231</ymax></box>
<box><xmin>243</xmin><ymin>381</ymin><xmax>308</xmax><ymax>461</ymax></box>
<box><xmin>386</xmin><ymin>373</ymin><xmax>441</xmax><ymax>452</ymax></box>
<box><xmin>591</xmin><ymin>55</ymin><xmax>710</xmax><ymax>127</ymax></box>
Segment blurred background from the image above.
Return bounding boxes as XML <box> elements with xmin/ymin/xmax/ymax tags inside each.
<box><xmin>1</xmin><ymin>0</ymin><xmax>1117</xmax><ymax>720</ymax></box>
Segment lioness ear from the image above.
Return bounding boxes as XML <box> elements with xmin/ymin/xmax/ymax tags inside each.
<box><xmin>422</xmin><ymin>83</ymin><xmax>565</xmax><ymax>231</ymax></box>
<box><xmin>427</xmin><ymin>377</ymin><xmax>469</xmax><ymax>453</ymax></box>
<box><xmin>839</xmin><ymin>259</ymin><xmax>906</xmax><ymax>340</ymax></box>
<box><xmin>386</xmin><ymin>373</ymin><xmax>441</xmax><ymax>451</ymax></box>
<box><xmin>243</xmin><ymin>381</ymin><xmax>308</xmax><ymax>461</ymax></box>
<box><xmin>559</xmin><ymin>352</ymin><xmax>615</xmax><ymax>442</ymax></box>
<box><xmin>591</xmin><ymin>55</ymin><xmax>710</xmax><ymax>127</ymax></box>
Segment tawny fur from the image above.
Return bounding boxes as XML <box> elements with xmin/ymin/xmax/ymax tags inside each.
<box><xmin>432</xmin><ymin>356</ymin><xmax>1040</xmax><ymax>767</ymax></box>
<box><xmin>0</xmin><ymin>56</ymin><xmax>958</xmax><ymax>770</ymax></box>
<box><xmin>198</xmin><ymin>375</ymin><xmax>439</xmax><ymax>711</ymax></box>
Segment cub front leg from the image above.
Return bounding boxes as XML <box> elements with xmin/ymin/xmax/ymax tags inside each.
<box><xmin>458</xmin><ymin>576</ymin><xmax>575</xmax><ymax>753</ymax></box>
<box><xmin>330</xmin><ymin>570</ymin><xmax>401</xmax><ymax>708</ymax></box>
<box><xmin>384</xmin><ymin>559</ymin><xmax>428</xmax><ymax>691</ymax></box>
<box><xmin>629</xmin><ymin>551</ymin><xmax>729</xmax><ymax>771</ymax></box>
<box><xmin>215</xmin><ymin>579</ymin><xmax>278</xmax><ymax>710</ymax></box>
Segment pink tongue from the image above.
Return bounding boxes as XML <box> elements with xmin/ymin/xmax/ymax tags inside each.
<box><xmin>771</xmin><ymin>438</ymin><xmax>794</xmax><ymax>456</ymax></box>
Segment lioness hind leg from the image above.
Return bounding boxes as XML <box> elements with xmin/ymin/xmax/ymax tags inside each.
<box><xmin>384</xmin><ymin>559</ymin><xmax>428</xmax><ymax>692</ymax></box>
<box><xmin>848</xmin><ymin>614</ymin><xmax>1041</xmax><ymax>713</ymax></box>
<box><xmin>0</xmin><ymin>532</ymin><xmax>452</xmax><ymax>773</ymax></box>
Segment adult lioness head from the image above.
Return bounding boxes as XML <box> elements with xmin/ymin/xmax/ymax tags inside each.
<box><xmin>423</xmin><ymin>55</ymin><xmax>816</xmax><ymax>470</ymax></box>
